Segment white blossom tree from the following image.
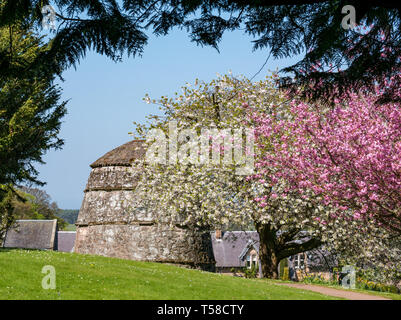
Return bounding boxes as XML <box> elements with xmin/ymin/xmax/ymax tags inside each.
<box><xmin>131</xmin><ymin>74</ymin><xmax>400</xmax><ymax>280</ymax></box>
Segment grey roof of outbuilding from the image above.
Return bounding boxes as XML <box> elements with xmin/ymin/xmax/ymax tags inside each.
<box><xmin>56</xmin><ymin>231</ymin><xmax>76</xmax><ymax>252</ymax></box>
<box><xmin>211</xmin><ymin>231</ymin><xmax>260</xmax><ymax>268</ymax></box>
<box><xmin>3</xmin><ymin>220</ymin><xmax>57</xmax><ymax>250</ymax></box>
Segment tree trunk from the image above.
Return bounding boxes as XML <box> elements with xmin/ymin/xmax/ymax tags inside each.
<box><xmin>255</xmin><ymin>222</ymin><xmax>280</xmax><ymax>279</ymax></box>
<box><xmin>255</xmin><ymin>222</ymin><xmax>322</xmax><ymax>279</ymax></box>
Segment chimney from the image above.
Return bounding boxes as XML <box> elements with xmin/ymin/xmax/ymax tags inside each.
<box><xmin>215</xmin><ymin>229</ymin><xmax>222</xmax><ymax>240</ymax></box>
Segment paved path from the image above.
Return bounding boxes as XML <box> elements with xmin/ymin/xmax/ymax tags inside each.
<box><xmin>277</xmin><ymin>283</ymin><xmax>390</xmax><ymax>300</ymax></box>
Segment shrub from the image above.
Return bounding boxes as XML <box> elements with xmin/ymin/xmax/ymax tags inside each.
<box><xmin>303</xmin><ymin>274</ymin><xmax>338</xmax><ymax>286</ymax></box>
<box><xmin>243</xmin><ymin>265</ymin><xmax>259</xmax><ymax>279</ymax></box>
<box><xmin>356</xmin><ymin>277</ymin><xmax>400</xmax><ymax>294</ymax></box>
<box><xmin>281</xmin><ymin>267</ymin><xmax>290</xmax><ymax>281</ymax></box>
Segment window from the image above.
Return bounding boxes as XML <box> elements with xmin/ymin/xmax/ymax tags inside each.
<box><xmin>246</xmin><ymin>255</ymin><xmax>251</xmax><ymax>268</ymax></box>
<box><xmin>293</xmin><ymin>253</ymin><xmax>306</xmax><ymax>269</ymax></box>
<box><xmin>246</xmin><ymin>254</ymin><xmax>258</xmax><ymax>269</ymax></box>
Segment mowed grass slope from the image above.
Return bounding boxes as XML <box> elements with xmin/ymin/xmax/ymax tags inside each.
<box><xmin>0</xmin><ymin>249</ymin><xmax>339</xmax><ymax>300</ymax></box>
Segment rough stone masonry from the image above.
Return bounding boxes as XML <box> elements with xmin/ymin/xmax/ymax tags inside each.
<box><xmin>74</xmin><ymin>140</ymin><xmax>215</xmax><ymax>271</ymax></box>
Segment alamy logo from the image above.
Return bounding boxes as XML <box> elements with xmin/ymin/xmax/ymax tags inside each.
<box><xmin>341</xmin><ymin>265</ymin><xmax>356</xmax><ymax>289</ymax></box>
<box><xmin>341</xmin><ymin>5</ymin><xmax>356</xmax><ymax>30</ymax></box>
<box><xmin>41</xmin><ymin>265</ymin><xmax>56</xmax><ymax>289</ymax></box>
<box><xmin>145</xmin><ymin>121</ymin><xmax>255</xmax><ymax>175</ymax></box>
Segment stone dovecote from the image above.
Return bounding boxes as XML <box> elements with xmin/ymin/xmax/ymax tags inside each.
<box><xmin>74</xmin><ymin>140</ymin><xmax>215</xmax><ymax>271</ymax></box>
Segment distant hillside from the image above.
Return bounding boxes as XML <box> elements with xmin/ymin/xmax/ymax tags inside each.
<box><xmin>56</xmin><ymin>209</ymin><xmax>79</xmax><ymax>225</ymax></box>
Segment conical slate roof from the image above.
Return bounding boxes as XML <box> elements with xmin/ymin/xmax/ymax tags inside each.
<box><xmin>90</xmin><ymin>140</ymin><xmax>146</xmax><ymax>168</ymax></box>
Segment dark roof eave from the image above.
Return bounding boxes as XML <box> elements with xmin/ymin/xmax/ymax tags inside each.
<box><xmin>90</xmin><ymin>140</ymin><xmax>146</xmax><ymax>168</ymax></box>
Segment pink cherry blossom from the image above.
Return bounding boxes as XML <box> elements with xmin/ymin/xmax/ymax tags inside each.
<box><xmin>252</xmin><ymin>78</ymin><xmax>401</xmax><ymax>233</ymax></box>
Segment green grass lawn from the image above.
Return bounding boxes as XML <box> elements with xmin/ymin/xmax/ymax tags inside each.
<box><xmin>62</xmin><ymin>224</ymin><xmax>77</xmax><ymax>231</ymax></box>
<box><xmin>0</xmin><ymin>248</ymin><xmax>340</xmax><ymax>300</ymax></box>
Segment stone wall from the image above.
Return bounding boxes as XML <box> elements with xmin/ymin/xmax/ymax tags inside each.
<box><xmin>75</xmin><ymin>224</ymin><xmax>214</xmax><ymax>268</ymax></box>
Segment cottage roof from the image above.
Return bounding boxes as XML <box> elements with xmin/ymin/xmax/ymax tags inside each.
<box><xmin>211</xmin><ymin>231</ymin><xmax>259</xmax><ymax>268</ymax></box>
<box><xmin>238</xmin><ymin>240</ymin><xmax>259</xmax><ymax>261</ymax></box>
<box><xmin>56</xmin><ymin>231</ymin><xmax>76</xmax><ymax>253</ymax></box>
<box><xmin>3</xmin><ymin>219</ymin><xmax>57</xmax><ymax>250</ymax></box>
<box><xmin>90</xmin><ymin>140</ymin><xmax>146</xmax><ymax>168</ymax></box>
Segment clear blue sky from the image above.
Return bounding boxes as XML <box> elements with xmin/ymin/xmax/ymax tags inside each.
<box><xmin>35</xmin><ymin>29</ymin><xmax>301</xmax><ymax>209</ymax></box>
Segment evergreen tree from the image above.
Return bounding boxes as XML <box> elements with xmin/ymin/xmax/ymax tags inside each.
<box><xmin>2</xmin><ymin>1</ymin><xmax>400</xmax><ymax>102</ymax></box>
<box><xmin>0</xmin><ymin>23</ymin><xmax>66</xmax><ymax>239</ymax></box>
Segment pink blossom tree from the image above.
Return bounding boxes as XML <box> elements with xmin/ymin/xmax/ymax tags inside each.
<box><xmin>253</xmin><ymin>83</ymin><xmax>401</xmax><ymax>234</ymax></box>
